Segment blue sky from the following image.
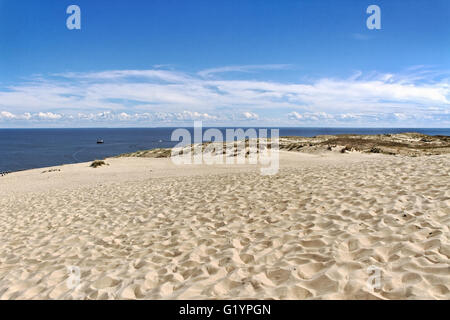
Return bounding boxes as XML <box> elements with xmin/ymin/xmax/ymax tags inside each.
<box><xmin>0</xmin><ymin>0</ymin><xmax>449</xmax><ymax>127</ymax></box>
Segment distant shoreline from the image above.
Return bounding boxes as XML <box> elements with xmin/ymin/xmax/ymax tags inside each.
<box><xmin>118</xmin><ymin>132</ymin><xmax>450</xmax><ymax>158</ymax></box>
<box><xmin>1</xmin><ymin>132</ymin><xmax>449</xmax><ymax>175</ymax></box>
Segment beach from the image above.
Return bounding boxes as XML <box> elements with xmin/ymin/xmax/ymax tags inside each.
<box><xmin>0</xmin><ymin>148</ymin><xmax>449</xmax><ymax>299</ymax></box>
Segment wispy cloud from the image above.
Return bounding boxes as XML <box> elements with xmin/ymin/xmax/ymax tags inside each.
<box><xmin>0</xmin><ymin>65</ymin><xmax>449</xmax><ymax>126</ymax></box>
<box><xmin>198</xmin><ymin>64</ymin><xmax>291</xmax><ymax>78</ymax></box>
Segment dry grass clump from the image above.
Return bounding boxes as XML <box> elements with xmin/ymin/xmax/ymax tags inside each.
<box><xmin>90</xmin><ymin>160</ymin><xmax>108</xmax><ymax>168</ymax></box>
<box><xmin>41</xmin><ymin>169</ymin><xmax>61</xmax><ymax>174</ymax></box>
<box><xmin>340</xmin><ymin>146</ymin><xmax>352</xmax><ymax>153</ymax></box>
<box><xmin>369</xmin><ymin>147</ymin><xmax>382</xmax><ymax>153</ymax></box>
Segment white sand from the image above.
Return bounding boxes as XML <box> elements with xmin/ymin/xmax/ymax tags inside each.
<box><xmin>0</xmin><ymin>152</ymin><xmax>449</xmax><ymax>299</ymax></box>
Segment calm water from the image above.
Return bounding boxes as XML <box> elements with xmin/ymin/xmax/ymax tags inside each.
<box><xmin>0</xmin><ymin>127</ymin><xmax>449</xmax><ymax>172</ymax></box>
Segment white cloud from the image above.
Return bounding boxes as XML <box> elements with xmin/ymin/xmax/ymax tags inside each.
<box><xmin>0</xmin><ymin>111</ymin><xmax>16</xmax><ymax>119</ymax></box>
<box><xmin>118</xmin><ymin>112</ymin><xmax>132</xmax><ymax>120</ymax></box>
<box><xmin>37</xmin><ymin>112</ymin><xmax>62</xmax><ymax>120</ymax></box>
<box><xmin>288</xmin><ymin>111</ymin><xmax>334</xmax><ymax>122</ymax></box>
<box><xmin>164</xmin><ymin>111</ymin><xmax>217</xmax><ymax>121</ymax></box>
<box><xmin>393</xmin><ymin>113</ymin><xmax>409</xmax><ymax>120</ymax></box>
<box><xmin>53</xmin><ymin>69</ymin><xmax>192</xmax><ymax>83</ymax></box>
<box><xmin>288</xmin><ymin>111</ymin><xmax>303</xmax><ymax>120</ymax></box>
<box><xmin>0</xmin><ymin>66</ymin><xmax>449</xmax><ymax>126</ymax></box>
<box><xmin>339</xmin><ymin>113</ymin><xmax>361</xmax><ymax>120</ymax></box>
<box><xmin>242</xmin><ymin>112</ymin><xmax>259</xmax><ymax>120</ymax></box>
<box><xmin>1</xmin><ymin>111</ymin><xmax>62</xmax><ymax>121</ymax></box>
<box><xmin>198</xmin><ymin>64</ymin><xmax>291</xmax><ymax>78</ymax></box>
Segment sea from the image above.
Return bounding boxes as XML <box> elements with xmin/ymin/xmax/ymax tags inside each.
<box><xmin>0</xmin><ymin>127</ymin><xmax>449</xmax><ymax>172</ymax></box>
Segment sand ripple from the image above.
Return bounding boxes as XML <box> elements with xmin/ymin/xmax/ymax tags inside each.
<box><xmin>0</xmin><ymin>154</ymin><xmax>449</xmax><ymax>299</ymax></box>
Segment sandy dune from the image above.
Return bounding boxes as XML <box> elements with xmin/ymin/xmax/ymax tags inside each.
<box><xmin>0</xmin><ymin>152</ymin><xmax>449</xmax><ymax>299</ymax></box>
